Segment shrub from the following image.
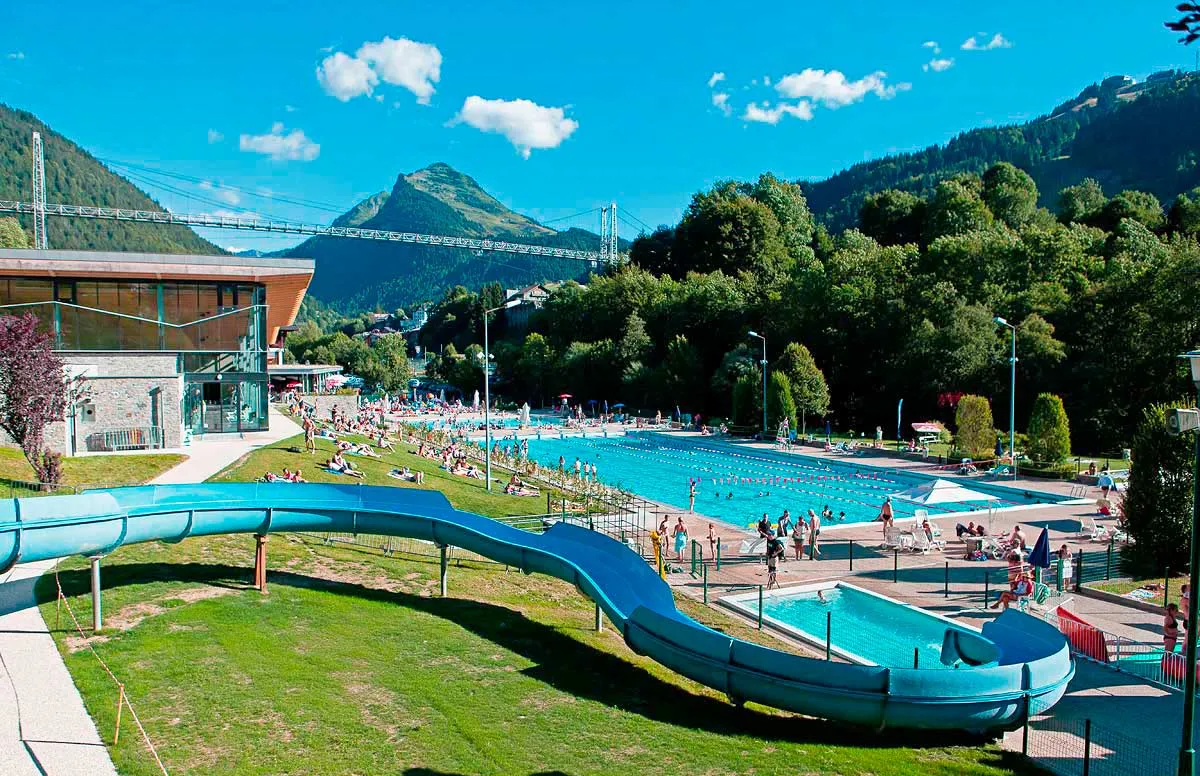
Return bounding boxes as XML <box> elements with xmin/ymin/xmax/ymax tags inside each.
<box><xmin>954</xmin><ymin>394</ymin><xmax>995</xmax><ymax>458</ymax></box>
<box><xmin>767</xmin><ymin>372</ymin><xmax>797</xmax><ymax>432</ymax></box>
<box><xmin>1122</xmin><ymin>400</ymin><xmax>1194</xmax><ymax>574</ymax></box>
<box><xmin>1027</xmin><ymin>393</ymin><xmax>1071</xmax><ymax>463</ymax></box>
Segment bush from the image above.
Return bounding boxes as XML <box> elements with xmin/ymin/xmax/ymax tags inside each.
<box><xmin>767</xmin><ymin>372</ymin><xmax>797</xmax><ymax>432</ymax></box>
<box><xmin>1122</xmin><ymin>400</ymin><xmax>1194</xmax><ymax>575</ymax></box>
<box><xmin>954</xmin><ymin>395</ymin><xmax>995</xmax><ymax>458</ymax></box>
<box><xmin>1027</xmin><ymin>393</ymin><xmax>1071</xmax><ymax>463</ymax></box>
<box><xmin>731</xmin><ymin>373</ymin><xmax>761</xmax><ymax>428</ymax></box>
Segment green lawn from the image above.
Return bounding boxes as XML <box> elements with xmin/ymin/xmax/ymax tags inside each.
<box><xmin>0</xmin><ymin>445</ymin><xmax>186</xmax><ymax>492</ymax></box>
<box><xmin>35</xmin><ymin>431</ymin><xmax>1039</xmax><ymax>775</ymax></box>
<box><xmin>1089</xmin><ymin>575</ymin><xmax>1188</xmax><ymax>608</ymax></box>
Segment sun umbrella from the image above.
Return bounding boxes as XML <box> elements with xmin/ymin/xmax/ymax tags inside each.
<box><xmin>285</xmin><ymin>380</ymin><xmax>302</xmax><ymax>389</ymax></box>
<box><xmin>889</xmin><ymin>479</ymin><xmax>999</xmax><ymax>506</ymax></box>
<box><xmin>1028</xmin><ymin>527</ymin><xmax>1052</xmax><ymax>570</ymax></box>
<box><xmin>558</xmin><ymin>393</ymin><xmax>573</xmax><ymax>399</ymax></box>
<box><xmin>611</xmin><ymin>402</ymin><xmax>625</xmax><ymax>408</ymax></box>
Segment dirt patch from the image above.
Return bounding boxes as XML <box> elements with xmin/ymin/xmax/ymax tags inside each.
<box><xmin>106</xmin><ymin>586</ymin><xmax>239</xmax><ymax>631</ymax></box>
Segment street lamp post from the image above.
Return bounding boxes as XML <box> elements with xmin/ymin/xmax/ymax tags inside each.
<box><xmin>1177</xmin><ymin>351</ymin><xmax>1200</xmax><ymax>776</ymax></box>
<box><xmin>994</xmin><ymin>317</ymin><xmax>1017</xmax><ymax>478</ymax></box>
<box><xmin>481</xmin><ymin>305</ymin><xmax>504</xmax><ymax>492</ymax></box>
<box><xmin>748</xmin><ymin>331</ymin><xmax>767</xmax><ymax>438</ymax></box>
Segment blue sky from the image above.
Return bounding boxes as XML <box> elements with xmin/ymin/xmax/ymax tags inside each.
<box><xmin>0</xmin><ymin>1</ymin><xmax>1192</xmax><ymax>251</ymax></box>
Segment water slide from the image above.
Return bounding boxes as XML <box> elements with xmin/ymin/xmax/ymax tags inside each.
<box><xmin>0</xmin><ymin>483</ymin><xmax>1073</xmax><ymax>731</ymax></box>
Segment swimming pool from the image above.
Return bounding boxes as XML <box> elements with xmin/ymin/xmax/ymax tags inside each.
<box><xmin>723</xmin><ymin>582</ymin><xmax>976</xmax><ymax>668</ymax></box>
<box><xmin>421</xmin><ymin>416</ymin><xmax>562</xmax><ymax>432</ymax></box>
<box><xmin>522</xmin><ymin>431</ymin><xmax>1065</xmax><ymax>527</ymax></box>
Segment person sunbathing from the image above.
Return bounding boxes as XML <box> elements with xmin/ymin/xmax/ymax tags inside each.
<box><xmin>326</xmin><ymin>452</ymin><xmax>365</xmax><ymax>479</ymax></box>
<box><xmin>350</xmin><ymin>443</ymin><xmax>380</xmax><ymax>458</ymax></box>
<box><xmin>262</xmin><ymin>471</ymin><xmax>279</xmax><ymax>483</ymax></box>
<box><xmin>991</xmin><ymin>573</ymin><xmax>1034</xmax><ymax>610</ymax></box>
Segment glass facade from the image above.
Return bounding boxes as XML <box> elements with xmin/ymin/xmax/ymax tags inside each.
<box><xmin>0</xmin><ymin>277</ymin><xmax>269</xmax><ymax>433</ymax></box>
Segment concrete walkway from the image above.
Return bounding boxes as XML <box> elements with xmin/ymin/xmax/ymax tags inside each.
<box><xmin>0</xmin><ymin>406</ymin><xmax>300</xmax><ymax>775</ymax></box>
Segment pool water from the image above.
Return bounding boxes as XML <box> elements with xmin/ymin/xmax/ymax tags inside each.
<box><xmin>522</xmin><ymin>431</ymin><xmax>1062</xmax><ymax>528</ymax></box>
<box><xmin>749</xmin><ymin>584</ymin><xmax>973</xmax><ymax>668</ymax></box>
<box><xmin>422</xmin><ymin>416</ymin><xmax>562</xmax><ymax>431</ymax></box>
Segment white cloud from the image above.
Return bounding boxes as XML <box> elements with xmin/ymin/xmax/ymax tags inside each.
<box><xmin>711</xmin><ymin>92</ymin><xmax>731</xmax><ymax>116</ymax></box>
<box><xmin>6</xmin><ymin>52</ymin><xmax>24</xmax><ymax>60</ymax></box>
<box><xmin>922</xmin><ymin>40</ymin><xmax>941</xmax><ymax>54</ymax></box>
<box><xmin>317</xmin><ymin>36</ymin><xmax>442</xmax><ymax>104</ymax></box>
<box><xmin>962</xmin><ymin>33</ymin><xmax>1012</xmax><ymax>51</ymax></box>
<box><xmin>200</xmin><ymin>182</ymin><xmax>241</xmax><ymax>206</ymax></box>
<box><xmin>452</xmin><ymin>96</ymin><xmax>578</xmax><ymax>158</ymax></box>
<box><xmin>775</xmin><ymin>69</ymin><xmax>909</xmax><ymax>108</ymax></box>
<box><xmin>238</xmin><ymin>123</ymin><xmax>320</xmax><ymax>161</ymax></box>
<box><xmin>707</xmin><ymin>71</ymin><xmax>725</xmax><ymax>88</ymax></box>
<box><xmin>741</xmin><ymin>100</ymin><xmax>814</xmax><ymax>125</ymax></box>
<box><xmin>316</xmin><ymin>51</ymin><xmax>377</xmax><ymax>101</ymax></box>
<box><xmin>923</xmin><ymin>57</ymin><xmax>954</xmax><ymax>73</ymax></box>
<box><xmin>206</xmin><ymin>129</ymin><xmax>223</xmax><ymax>144</ymax></box>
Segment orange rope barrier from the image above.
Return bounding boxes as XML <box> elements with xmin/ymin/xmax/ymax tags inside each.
<box><xmin>54</xmin><ymin>569</ymin><xmax>170</xmax><ymax>775</ymax></box>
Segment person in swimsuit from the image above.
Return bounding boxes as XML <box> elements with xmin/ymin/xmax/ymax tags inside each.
<box><xmin>707</xmin><ymin>523</ymin><xmax>718</xmax><ymax>563</ymax></box>
<box><xmin>877</xmin><ymin>496</ymin><xmax>894</xmax><ymax>532</ymax></box>
<box><xmin>791</xmin><ymin>516</ymin><xmax>807</xmax><ymax>560</ymax></box>
<box><xmin>809</xmin><ymin>508</ymin><xmax>822</xmax><ymax>559</ymax></box>
<box><xmin>1166</xmin><ymin>603</ymin><xmax>1182</xmax><ymax>653</ymax></box>
<box><xmin>777</xmin><ymin>510</ymin><xmax>792</xmax><ymax>551</ymax></box>
<box><xmin>992</xmin><ymin>573</ymin><xmax>1034</xmax><ymax>610</ymax></box>
<box><xmin>689</xmin><ymin>480</ymin><xmax>697</xmax><ymax>512</ymax></box>
<box><xmin>672</xmin><ymin>517</ymin><xmax>688</xmax><ymax>562</ymax></box>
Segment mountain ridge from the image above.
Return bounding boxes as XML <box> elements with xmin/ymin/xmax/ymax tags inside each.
<box><xmin>799</xmin><ymin>69</ymin><xmax>1200</xmax><ymax>229</ymax></box>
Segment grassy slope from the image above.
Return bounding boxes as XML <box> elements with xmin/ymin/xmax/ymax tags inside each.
<box><xmin>38</xmin><ymin>434</ymin><xmax>1037</xmax><ymax>775</ymax></box>
<box><xmin>0</xmin><ymin>446</ymin><xmax>186</xmax><ymax>489</ymax></box>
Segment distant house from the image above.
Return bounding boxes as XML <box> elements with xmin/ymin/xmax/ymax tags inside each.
<box><xmin>503</xmin><ymin>282</ymin><xmax>581</xmax><ymax>331</ymax></box>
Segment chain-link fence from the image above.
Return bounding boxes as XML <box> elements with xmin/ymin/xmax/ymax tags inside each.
<box><xmin>1020</xmin><ymin>694</ymin><xmax>1174</xmax><ymax>776</ymax></box>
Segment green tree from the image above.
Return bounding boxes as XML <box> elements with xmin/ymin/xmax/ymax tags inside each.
<box><xmin>773</xmin><ymin>342</ymin><xmax>829</xmax><ymax>433</ymax></box>
<box><xmin>1026</xmin><ymin>393</ymin><xmax>1071</xmax><ymax>463</ymax></box>
<box><xmin>859</xmin><ymin>189</ymin><xmax>926</xmax><ymax>246</ymax></box>
<box><xmin>924</xmin><ymin>178</ymin><xmax>993</xmax><ymax>242</ymax></box>
<box><xmin>662</xmin><ymin>335</ymin><xmax>703</xmax><ymax>408</ymax></box>
<box><xmin>741</xmin><ymin>173</ymin><xmax>816</xmax><ymax>268</ymax></box>
<box><xmin>1122</xmin><ymin>400</ymin><xmax>1195</xmax><ymax>574</ymax></box>
<box><xmin>731</xmin><ymin>373</ymin><xmax>761</xmax><ymax>428</ymax></box>
<box><xmin>370</xmin><ymin>336</ymin><xmax>412</xmax><ymax>393</ymax></box>
<box><xmin>617</xmin><ymin>312</ymin><xmax>651</xmax><ymax>366</ymax></box>
<box><xmin>982</xmin><ymin>162</ymin><xmax>1039</xmax><ymax>229</ymax></box>
<box><xmin>1057</xmin><ymin>179</ymin><xmax>1107</xmax><ymax>225</ymax></box>
<box><xmin>0</xmin><ymin>217</ymin><xmax>28</xmax><ymax>248</ymax></box>
<box><xmin>1097</xmin><ymin>190</ymin><xmax>1165</xmax><ymax>232</ymax></box>
<box><xmin>954</xmin><ymin>395</ymin><xmax>995</xmax><ymax>458</ymax></box>
<box><xmin>767</xmin><ymin>372</ymin><xmax>797</xmax><ymax>432</ymax></box>
<box><xmin>1168</xmin><ymin>187</ymin><xmax>1200</xmax><ymax>236</ymax></box>
<box><xmin>674</xmin><ymin>184</ymin><xmax>792</xmax><ymax>281</ymax></box>
<box><xmin>515</xmin><ymin>333</ymin><xmax>556</xmax><ymax>406</ymax></box>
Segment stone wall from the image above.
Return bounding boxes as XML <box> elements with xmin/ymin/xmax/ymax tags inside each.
<box><xmin>301</xmin><ymin>393</ymin><xmax>360</xmax><ymax>422</ymax></box>
<box><xmin>65</xmin><ymin>353</ymin><xmax>183</xmax><ymax>453</ymax></box>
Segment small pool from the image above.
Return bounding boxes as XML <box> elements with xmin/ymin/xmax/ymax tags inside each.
<box><xmin>722</xmin><ymin>582</ymin><xmax>976</xmax><ymax>668</ymax></box>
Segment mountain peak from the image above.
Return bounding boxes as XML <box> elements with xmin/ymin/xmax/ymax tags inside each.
<box><xmin>404</xmin><ymin>163</ymin><xmax>554</xmax><ymax>239</ymax></box>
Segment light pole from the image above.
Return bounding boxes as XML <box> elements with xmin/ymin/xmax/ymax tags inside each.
<box><xmin>1176</xmin><ymin>350</ymin><xmax>1200</xmax><ymax>776</ymax></box>
<box><xmin>993</xmin><ymin>317</ymin><xmax>1017</xmax><ymax>478</ymax></box>
<box><xmin>748</xmin><ymin>331</ymin><xmax>767</xmax><ymax>438</ymax></box>
<box><xmin>481</xmin><ymin>304</ymin><xmax>503</xmax><ymax>491</ymax></box>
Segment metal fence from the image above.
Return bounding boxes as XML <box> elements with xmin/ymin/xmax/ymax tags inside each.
<box><xmin>1021</xmin><ymin>696</ymin><xmax>1174</xmax><ymax>776</ymax></box>
<box><xmin>83</xmin><ymin>426</ymin><xmax>165</xmax><ymax>452</ymax></box>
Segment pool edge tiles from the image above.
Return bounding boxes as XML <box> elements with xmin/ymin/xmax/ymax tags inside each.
<box><xmin>719</xmin><ymin>581</ymin><xmax>980</xmax><ymax>668</ymax></box>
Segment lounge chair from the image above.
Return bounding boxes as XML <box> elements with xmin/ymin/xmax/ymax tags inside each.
<box><xmin>984</xmin><ymin>464</ymin><xmax>1013</xmax><ymax>478</ymax></box>
<box><xmin>1078</xmin><ymin>514</ymin><xmax>1110</xmax><ymax>542</ymax></box>
<box><xmin>882</xmin><ymin>526</ymin><xmax>913</xmax><ymax>551</ymax></box>
<box><xmin>914</xmin><ymin>509</ymin><xmax>943</xmax><ymax>538</ymax></box>
<box><xmin>908</xmin><ymin>528</ymin><xmax>945</xmax><ymax>554</ymax></box>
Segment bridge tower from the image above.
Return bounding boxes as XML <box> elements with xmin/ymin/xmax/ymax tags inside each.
<box><xmin>599</xmin><ymin>203</ymin><xmax>619</xmax><ymax>264</ymax></box>
<box><xmin>31</xmin><ymin>132</ymin><xmax>48</xmax><ymax>250</ymax></box>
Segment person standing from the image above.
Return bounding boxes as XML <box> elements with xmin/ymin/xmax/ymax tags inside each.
<box><xmin>766</xmin><ymin>537</ymin><xmax>784</xmax><ymax>589</ymax></box>
<box><xmin>1183</xmin><ymin>584</ymin><xmax>1192</xmax><ymax>631</ymax></box>
<box><xmin>574</xmin><ymin>458</ymin><xmax>582</xmax><ymax>479</ymax></box>
<box><xmin>688</xmin><ymin>480</ymin><xmax>697</xmax><ymax>512</ymax></box>
<box><xmin>303</xmin><ymin>415</ymin><xmax>316</xmax><ymax>455</ymax></box>
<box><xmin>1165</xmin><ymin>603</ymin><xmax>1182</xmax><ymax>653</ymax></box>
<box><xmin>672</xmin><ymin>516</ymin><xmax>689</xmax><ymax>562</ymax></box>
<box><xmin>808</xmin><ymin>508</ymin><xmax>822</xmax><ymax>559</ymax></box>
<box><xmin>791</xmin><ymin>515</ymin><xmax>808</xmax><ymax>561</ymax></box>
<box><xmin>777</xmin><ymin>510</ymin><xmax>792</xmax><ymax>553</ymax></box>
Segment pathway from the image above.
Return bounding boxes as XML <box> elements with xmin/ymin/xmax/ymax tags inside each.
<box><xmin>0</xmin><ymin>405</ymin><xmax>299</xmax><ymax>775</ymax></box>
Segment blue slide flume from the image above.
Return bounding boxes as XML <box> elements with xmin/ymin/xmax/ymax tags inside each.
<box><xmin>0</xmin><ymin>483</ymin><xmax>1073</xmax><ymax>730</ymax></box>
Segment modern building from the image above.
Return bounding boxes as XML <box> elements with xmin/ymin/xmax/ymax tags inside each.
<box><xmin>0</xmin><ymin>248</ymin><xmax>315</xmax><ymax>453</ymax></box>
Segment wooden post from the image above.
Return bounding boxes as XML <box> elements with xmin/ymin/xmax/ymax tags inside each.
<box><xmin>254</xmin><ymin>534</ymin><xmax>269</xmax><ymax>594</ymax></box>
<box><xmin>90</xmin><ymin>556</ymin><xmax>102</xmax><ymax>632</ymax></box>
<box><xmin>439</xmin><ymin>544</ymin><xmax>448</xmax><ymax>597</ymax></box>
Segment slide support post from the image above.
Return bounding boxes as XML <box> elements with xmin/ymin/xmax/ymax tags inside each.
<box><xmin>254</xmin><ymin>534</ymin><xmax>269</xmax><ymax>594</ymax></box>
<box><xmin>439</xmin><ymin>543</ymin><xmax>448</xmax><ymax>597</ymax></box>
<box><xmin>90</xmin><ymin>556</ymin><xmax>102</xmax><ymax>632</ymax></box>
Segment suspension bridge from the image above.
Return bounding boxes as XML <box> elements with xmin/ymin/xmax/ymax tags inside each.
<box><xmin>1</xmin><ymin>132</ymin><xmax>640</xmax><ymax>264</ymax></box>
